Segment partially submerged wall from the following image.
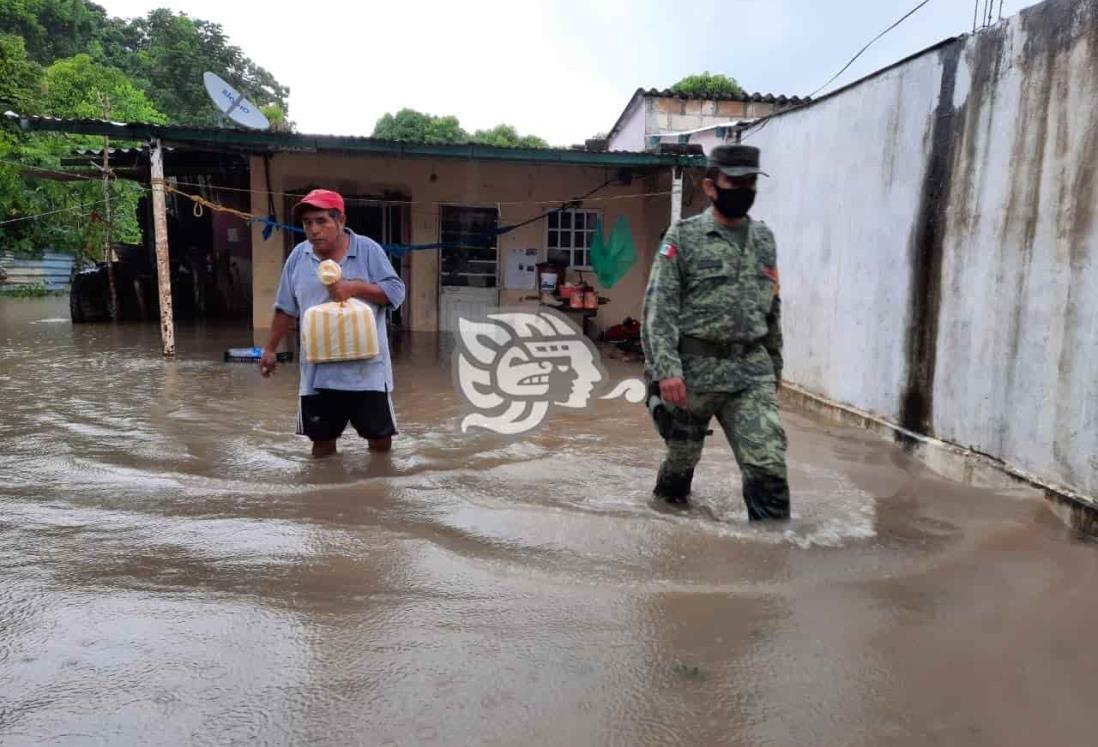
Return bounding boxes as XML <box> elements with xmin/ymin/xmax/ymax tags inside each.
<box><xmin>751</xmin><ymin>0</ymin><xmax>1098</xmax><ymax>501</ymax></box>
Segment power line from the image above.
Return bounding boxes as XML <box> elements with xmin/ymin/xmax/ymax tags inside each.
<box><xmin>741</xmin><ymin>0</ymin><xmax>934</xmax><ymax>143</ymax></box>
<box><xmin>805</xmin><ymin>0</ymin><xmax>934</xmax><ymax>100</ymax></box>
<box><xmin>1</xmin><ymin>199</ymin><xmax>109</xmax><ymax>226</ymax></box>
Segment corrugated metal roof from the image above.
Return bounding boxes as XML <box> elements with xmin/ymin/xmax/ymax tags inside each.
<box><xmin>4</xmin><ymin>112</ymin><xmax>706</xmax><ymax>169</ymax></box>
<box><xmin>640</xmin><ymin>88</ymin><xmax>809</xmax><ymax>104</ymax></box>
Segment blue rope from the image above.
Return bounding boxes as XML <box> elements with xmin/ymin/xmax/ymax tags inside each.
<box><xmin>254</xmin><ymin>183</ymin><xmax>606</xmax><ymax>258</ymax></box>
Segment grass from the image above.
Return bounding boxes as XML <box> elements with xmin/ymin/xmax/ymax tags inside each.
<box><xmin>0</xmin><ymin>282</ymin><xmax>66</xmax><ymax>298</ymax></box>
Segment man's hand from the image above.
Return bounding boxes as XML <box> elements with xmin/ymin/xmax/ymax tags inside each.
<box><xmin>659</xmin><ymin>377</ymin><xmax>687</xmax><ymax>409</ymax></box>
<box><xmin>259</xmin><ymin>349</ymin><xmax>278</xmax><ymax>377</ymax></box>
<box><xmin>327</xmin><ymin>280</ymin><xmax>356</xmax><ymax>303</ymax></box>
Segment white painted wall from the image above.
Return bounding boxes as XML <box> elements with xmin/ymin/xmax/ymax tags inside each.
<box><xmin>747</xmin><ymin>0</ymin><xmax>1098</xmax><ymax>499</ymax></box>
<box><xmin>751</xmin><ymin>51</ymin><xmax>943</xmax><ymax>423</ymax></box>
<box><xmin>607</xmin><ymin>101</ymin><xmax>647</xmax><ymax>153</ymax></box>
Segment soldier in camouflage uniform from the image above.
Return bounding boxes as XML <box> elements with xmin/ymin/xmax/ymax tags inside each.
<box><xmin>641</xmin><ymin>144</ymin><xmax>790</xmax><ymax>520</ymax></box>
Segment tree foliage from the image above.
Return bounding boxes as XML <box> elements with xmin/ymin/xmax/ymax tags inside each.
<box><xmin>1</xmin><ymin>44</ymin><xmax>166</xmax><ymax>259</ymax></box>
<box><xmin>472</xmin><ymin>124</ymin><xmax>548</xmax><ymax>149</ymax></box>
<box><xmin>372</xmin><ymin>108</ymin><xmax>467</xmax><ymax>144</ymax></box>
<box><xmin>372</xmin><ymin>108</ymin><xmax>548</xmax><ymax>148</ymax></box>
<box><xmin>0</xmin><ymin>0</ymin><xmax>293</xmax><ymax>259</ymax></box>
<box><xmin>43</xmin><ymin>53</ymin><xmax>166</xmax><ymax>122</ymax></box>
<box><xmin>669</xmin><ymin>71</ymin><xmax>745</xmax><ymax>98</ymax></box>
<box><xmin>98</xmin><ymin>8</ymin><xmax>289</xmax><ymax>127</ymax></box>
<box><xmin>0</xmin><ymin>34</ymin><xmax>44</xmax><ymax>111</ymax></box>
<box><xmin>0</xmin><ymin>0</ymin><xmax>111</xmax><ymax>67</ymax></box>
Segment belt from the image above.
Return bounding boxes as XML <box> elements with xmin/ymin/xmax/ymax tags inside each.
<box><xmin>679</xmin><ymin>335</ymin><xmax>758</xmax><ymax>358</ymax></box>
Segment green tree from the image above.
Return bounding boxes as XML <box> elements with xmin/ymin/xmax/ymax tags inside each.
<box><xmin>372</xmin><ymin>108</ymin><xmax>468</xmax><ymax>143</ymax></box>
<box><xmin>0</xmin><ymin>32</ymin><xmax>58</xmax><ymax>257</ymax></box>
<box><xmin>669</xmin><ymin>71</ymin><xmax>745</xmax><ymax>98</ymax></box>
<box><xmin>0</xmin><ymin>0</ymin><xmax>293</xmax><ymax>262</ymax></box>
<box><xmin>260</xmin><ymin>103</ymin><xmax>295</xmax><ymax>133</ymax></box>
<box><xmin>100</xmin><ymin>8</ymin><xmax>289</xmax><ymax>126</ymax></box>
<box><xmin>471</xmin><ymin>124</ymin><xmax>548</xmax><ymax>149</ymax></box>
<box><xmin>43</xmin><ymin>53</ymin><xmax>166</xmax><ymax>122</ymax></box>
<box><xmin>0</xmin><ymin>47</ymin><xmax>167</xmax><ymax>259</ymax></box>
<box><xmin>372</xmin><ymin>109</ymin><xmax>549</xmax><ymax>147</ymax></box>
<box><xmin>0</xmin><ymin>0</ymin><xmax>114</xmax><ymax>67</ymax></box>
<box><xmin>40</xmin><ymin>53</ymin><xmax>166</xmax><ymax>253</ymax></box>
<box><xmin>0</xmin><ymin>34</ymin><xmax>45</xmax><ymax>111</ymax></box>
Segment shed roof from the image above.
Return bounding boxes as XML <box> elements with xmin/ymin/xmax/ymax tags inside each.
<box><xmin>4</xmin><ymin>111</ymin><xmax>706</xmax><ymax>169</ymax></box>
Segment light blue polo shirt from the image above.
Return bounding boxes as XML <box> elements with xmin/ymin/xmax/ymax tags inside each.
<box><xmin>274</xmin><ymin>229</ymin><xmax>406</xmax><ymax>397</ymax></box>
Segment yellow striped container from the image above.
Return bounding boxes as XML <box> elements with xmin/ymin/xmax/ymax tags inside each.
<box><xmin>301</xmin><ymin>299</ymin><xmax>379</xmax><ymax>363</ymax></box>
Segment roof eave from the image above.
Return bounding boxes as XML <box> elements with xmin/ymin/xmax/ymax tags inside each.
<box><xmin>5</xmin><ymin>112</ymin><xmax>706</xmax><ymax>169</ymax></box>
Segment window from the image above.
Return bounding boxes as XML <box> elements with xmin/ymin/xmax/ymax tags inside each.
<box><xmin>546</xmin><ymin>208</ymin><xmax>600</xmax><ymax>268</ymax></box>
<box><xmin>439</xmin><ymin>205</ymin><xmax>499</xmax><ymax>288</ymax></box>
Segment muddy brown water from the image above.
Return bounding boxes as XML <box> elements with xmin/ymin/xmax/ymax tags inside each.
<box><xmin>1</xmin><ymin>298</ymin><xmax>1095</xmax><ymax>746</ymax></box>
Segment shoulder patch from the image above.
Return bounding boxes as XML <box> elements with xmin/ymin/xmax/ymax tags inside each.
<box><xmin>659</xmin><ymin>241</ymin><xmax>678</xmax><ymax>259</ymax></box>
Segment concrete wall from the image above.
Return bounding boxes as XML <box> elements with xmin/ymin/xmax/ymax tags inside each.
<box><xmin>250</xmin><ymin>154</ymin><xmax>670</xmax><ymax>339</ymax></box>
<box><xmin>749</xmin><ymin>0</ymin><xmax>1098</xmax><ymax>500</ymax></box>
<box><xmin>607</xmin><ymin>99</ymin><xmax>647</xmax><ymax>153</ymax></box>
<box><xmin>645</xmin><ymin>96</ymin><xmax>777</xmax><ymax>138</ymax></box>
<box><xmin>608</xmin><ymin>95</ymin><xmax>781</xmax><ymax>153</ymax></box>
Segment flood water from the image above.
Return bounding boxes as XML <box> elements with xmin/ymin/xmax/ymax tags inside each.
<box><xmin>1</xmin><ymin>297</ymin><xmax>1095</xmax><ymax>746</ymax></box>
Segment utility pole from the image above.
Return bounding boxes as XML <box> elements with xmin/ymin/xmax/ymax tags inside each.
<box><xmin>98</xmin><ymin>92</ymin><xmax>117</xmax><ymax>321</ymax></box>
<box><xmin>670</xmin><ymin>166</ymin><xmax>683</xmax><ymax>225</ymax></box>
<box><xmin>149</xmin><ymin>138</ymin><xmax>175</xmax><ymax>358</ymax></box>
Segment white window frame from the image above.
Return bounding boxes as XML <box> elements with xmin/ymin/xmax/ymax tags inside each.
<box><xmin>545</xmin><ymin>208</ymin><xmax>601</xmax><ymax>269</ymax></box>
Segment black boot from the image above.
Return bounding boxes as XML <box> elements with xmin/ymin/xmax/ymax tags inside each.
<box><xmin>743</xmin><ymin>473</ymin><xmax>791</xmax><ymax>521</ymax></box>
<box><xmin>654</xmin><ymin>468</ymin><xmax>695</xmax><ymax>506</ymax></box>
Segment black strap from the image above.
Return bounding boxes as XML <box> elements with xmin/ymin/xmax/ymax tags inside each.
<box><xmin>679</xmin><ymin>336</ymin><xmax>757</xmax><ymax>358</ymax></box>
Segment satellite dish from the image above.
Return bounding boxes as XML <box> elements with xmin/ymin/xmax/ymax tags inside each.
<box><xmin>203</xmin><ymin>71</ymin><xmax>270</xmax><ymax>130</ymax></box>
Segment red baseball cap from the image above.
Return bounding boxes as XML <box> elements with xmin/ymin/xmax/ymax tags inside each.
<box><xmin>292</xmin><ymin>189</ymin><xmax>345</xmax><ymax>220</ymax></box>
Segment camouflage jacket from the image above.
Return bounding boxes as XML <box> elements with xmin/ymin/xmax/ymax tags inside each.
<box><xmin>641</xmin><ymin>208</ymin><xmax>783</xmax><ymax>392</ymax></box>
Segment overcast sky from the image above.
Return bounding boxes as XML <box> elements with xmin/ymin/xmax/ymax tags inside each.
<box><xmin>96</xmin><ymin>0</ymin><xmax>1041</xmax><ymax>145</ymax></box>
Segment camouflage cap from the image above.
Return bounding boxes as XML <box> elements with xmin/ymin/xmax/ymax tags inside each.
<box><xmin>708</xmin><ymin>144</ymin><xmax>769</xmax><ymax>177</ymax></box>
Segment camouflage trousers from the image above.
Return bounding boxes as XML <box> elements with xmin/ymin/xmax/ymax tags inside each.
<box><xmin>654</xmin><ymin>382</ymin><xmax>790</xmax><ymax>520</ymax></box>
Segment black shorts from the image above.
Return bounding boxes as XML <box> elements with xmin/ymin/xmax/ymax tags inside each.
<box><xmin>296</xmin><ymin>388</ymin><xmax>398</xmax><ymax>442</ymax></box>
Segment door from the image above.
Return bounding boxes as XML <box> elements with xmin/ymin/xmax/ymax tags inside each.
<box><xmin>439</xmin><ymin>205</ymin><xmax>500</xmax><ymax>332</ymax></box>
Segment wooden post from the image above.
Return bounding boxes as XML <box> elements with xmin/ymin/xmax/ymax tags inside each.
<box><xmin>149</xmin><ymin>138</ymin><xmax>175</xmax><ymax>358</ymax></box>
<box><xmin>670</xmin><ymin>166</ymin><xmax>683</xmax><ymax>225</ymax></box>
<box><xmin>99</xmin><ymin>93</ymin><xmax>117</xmax><ymax>321</ymax></box>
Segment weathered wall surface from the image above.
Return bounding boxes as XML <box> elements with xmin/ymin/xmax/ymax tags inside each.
<box><xmin>751</xmin><ymin>0</ymin><xmax>1098</xmax><ymax>499</ymax></box>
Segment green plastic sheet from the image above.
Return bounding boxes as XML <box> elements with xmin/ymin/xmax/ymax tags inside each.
<box><xmin>589</xmin><ymin>215</ymin><xmax>637</xmax><ymax>288</ymax></box>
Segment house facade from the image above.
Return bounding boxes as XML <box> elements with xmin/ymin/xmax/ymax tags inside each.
<box><xmin>248</xmin><ymin>145</ymin><xmax>697</xmax><ymax>342</ymax></box>
<box><xmin>606</xmin><ymin>88</ymin><xmax>806</xmax><ymax>154</ymax></box>
<box><xmin>6</xmin><ymin>114</ymin><xmax>704</xmax><ymax>343</ymax></box>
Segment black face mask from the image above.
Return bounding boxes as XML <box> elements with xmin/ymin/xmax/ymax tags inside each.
<box><xmin>712</xmin><ymin>186</ymin><xmax>755</xmax><ymax>219</ymax></box>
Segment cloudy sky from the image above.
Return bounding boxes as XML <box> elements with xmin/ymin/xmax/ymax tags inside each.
<box><xmin>97</xmin><ymin>0</ymin><xmax>1041</xmax><ymax>146</ymax></box>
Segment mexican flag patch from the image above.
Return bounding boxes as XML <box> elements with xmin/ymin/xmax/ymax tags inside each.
<box><xmin>659</xmin><ymin>241</ymin><xmax>678</xmax><ymax>258</ymax></box>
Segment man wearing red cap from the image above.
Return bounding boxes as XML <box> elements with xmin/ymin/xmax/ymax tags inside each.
<box><xmin>260</xmin><ymin>189</ymin><xmax>406</xmax><ymax>458</ymax></box>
